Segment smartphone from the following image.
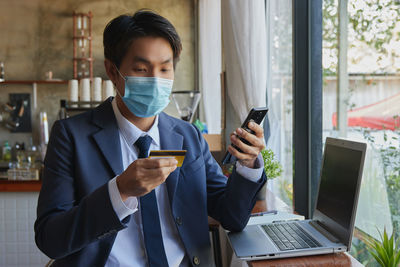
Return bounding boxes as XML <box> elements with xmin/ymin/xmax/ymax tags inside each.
<box><xmin>221</xmin><ymin>107</ymin><xmax>269</xmax><ymax>165</ymax></box>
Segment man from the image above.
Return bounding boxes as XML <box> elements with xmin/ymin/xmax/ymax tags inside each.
<box><xmin>35</xmin><ymin>10</ymin><xmax>266</xmax><ymax>267</ymax></box>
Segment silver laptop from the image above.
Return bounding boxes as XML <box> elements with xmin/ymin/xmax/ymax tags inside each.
<box><xmin>227</xmin><ymin>137</ymin><xmax>367</xmax><ymax>260</ymax></box>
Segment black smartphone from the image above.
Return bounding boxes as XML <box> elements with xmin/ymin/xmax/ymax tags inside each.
<box><xmin>221</xmin><ymin>107</ymin><xmax>269</xmax><ymax>165</ymax></box>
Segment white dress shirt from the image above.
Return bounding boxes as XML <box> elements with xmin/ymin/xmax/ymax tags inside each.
<box><xmin>105</xmin><ymin>98</ymin><xmax>263</xmax><ymax>267</ymax></box>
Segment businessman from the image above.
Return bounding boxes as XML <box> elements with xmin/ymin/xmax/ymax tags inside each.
<box><xmin>35</xmin><ymin>10</ymin><xmax>266</xmax><ymax>267</ymax></box>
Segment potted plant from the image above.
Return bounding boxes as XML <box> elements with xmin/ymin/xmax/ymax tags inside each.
<box><xmin>257</xmin><ymin>148</ymin><xmax>283</xmax><ymax>200</ymax></box>
<box><xmin>221</xmin><ymin>148</ymin><xmax>283</xmax><ymax>200</ymax></box>
<box><xmin>365</xmin><ymin>228</ymin><xmax>400</xmax><ymax>267</ymax></box>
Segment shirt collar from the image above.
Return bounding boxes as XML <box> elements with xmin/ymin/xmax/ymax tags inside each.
<box><xmin>111</xmin><ymin>98</ymin><xmax>160</xmax><ymax>148</ymax></box>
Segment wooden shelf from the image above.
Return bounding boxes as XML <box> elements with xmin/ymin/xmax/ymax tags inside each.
<box><xmin>73</xmin><ymin>36</ymin><xmax>92</xmax><ymax>40</ymax></box>
<box><xmin>0</xmin><ymin>80</ymin><xmax>68</xmax><ymax>85</ymax></box>
<box><xmin>73</xmin><ymin>57</ymin><xmax>94</xmax><ymax>61</ymax></box>
<box><xmin>0</xmin><ymin>180</ymin><xmax>41</xmax><ymax>192</ymax></box>
<box><xmin>0</xmin><ymin>80</ymin><xmax>68</xmax><ymax>109</ymax></box>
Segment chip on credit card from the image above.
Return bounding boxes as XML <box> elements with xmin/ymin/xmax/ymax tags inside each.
<box><xmin>149</xmin><ymin>150</ymin><xmax>186</xmax><ymax>167</ymax></box>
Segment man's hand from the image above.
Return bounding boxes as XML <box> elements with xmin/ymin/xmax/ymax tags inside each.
<box><xmin>228</xmin><ymin>122</ymin><xmax>265</xmax><ymax>168</ymax></box>
<box><xmin>116</xmin><ymin>158</ymin><xmax>178</xmax><ymax>201</ymax></box>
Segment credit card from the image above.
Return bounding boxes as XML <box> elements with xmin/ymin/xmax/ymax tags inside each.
<box><xmin>149</xmin><ymin>150</ymin><xmax>187</xmax><ymax>167</ymax></box>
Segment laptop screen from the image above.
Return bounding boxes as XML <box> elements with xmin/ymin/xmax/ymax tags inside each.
<box><xmin>314</xmin><ymin>138</ymin><xmax>366</xmax><ymax>247</ymax></box>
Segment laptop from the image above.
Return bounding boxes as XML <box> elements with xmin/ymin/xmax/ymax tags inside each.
<box><xmin>227</xmin><ymin>137</ymin><xmax>367</xmax><ymax>260</ymax></box>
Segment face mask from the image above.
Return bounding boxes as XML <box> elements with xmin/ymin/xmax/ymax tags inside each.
<box><xmin>115</xmin><ymin>68</ymin><xmax>173</xmax><ymax>117</ymax></box>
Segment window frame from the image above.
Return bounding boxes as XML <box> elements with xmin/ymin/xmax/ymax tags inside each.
<box><xmin>292</xmin><ymin>0</ymin><xmax>323</xmax><ymax>218</ymax></box>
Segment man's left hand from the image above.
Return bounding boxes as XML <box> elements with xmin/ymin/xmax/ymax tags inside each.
<box><xmin>227</xmin><ymin>122</ymin><xmax>265</xmax><ymax>169</ymax></box>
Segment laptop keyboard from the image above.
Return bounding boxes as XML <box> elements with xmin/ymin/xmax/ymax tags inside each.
<box><xmin>262</xmin><ymin>222</ymin><xmax>321</xmax><ymax>251</ymax></box>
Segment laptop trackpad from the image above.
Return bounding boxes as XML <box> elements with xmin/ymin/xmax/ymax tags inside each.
<box><xmin>228</xmin><ymin>225</ymin><xmax>277</xmax><ymax>257</ymax></box>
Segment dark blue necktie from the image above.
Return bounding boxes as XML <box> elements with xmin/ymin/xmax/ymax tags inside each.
<box><xmin>136</xmin><ymin>136</ymin><xmax>169</xmax><ymax>267</ymax></box>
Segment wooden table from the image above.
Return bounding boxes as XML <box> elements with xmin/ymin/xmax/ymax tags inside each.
<box><xmin>243</xmin><ymin>190</ymin><xmax>363</xmax><ymax>267</ymax></box>
<box><xmin>248</xmin><ymin>252</ymin><xmax>363</xmax><ymax>267</ymax></box>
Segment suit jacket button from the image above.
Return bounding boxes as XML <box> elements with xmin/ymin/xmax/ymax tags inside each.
<box><xmin>175</xmin><ymin>216</ymin><xmax>182</xmax><ymax>225</ymax></box>
<box><xmin>193</xmin><ymin>256</ymin><xmax>200</xmax><ymax>265</ymax></box>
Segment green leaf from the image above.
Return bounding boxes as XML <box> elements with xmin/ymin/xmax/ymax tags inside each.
<box><xmin>394</xmin><ymin>250</ymin><xmax>400</xmax><ymax>266</ymax></box>
<box><xmin>388</xmin><ymin>232</ymin><xmax>394</xmax><ymax>258</ymax></box>
<box><xmin>261</xmin><ymin>149</ymin><xmax>283</xmax><ymax>180</ymax></box>
<box><xmin>366</xmin><ymin>227</ymin><xmax>400</xmax><ymax>267</ymax></box>
<box><xmin>370</xmin><ymin>250</ymin><xmax>386</xmax><ymax>266</ymax></box>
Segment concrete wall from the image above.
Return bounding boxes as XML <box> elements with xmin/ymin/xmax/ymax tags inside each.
<box><xmin>0</xmin><ymin>0</ymin><xmax>195</xmax><ymax>146</ymax></box>
<box><xmin>0</xmin><ymin>1</ymin><xmax>195</xmax><ymax>265</ymax></box>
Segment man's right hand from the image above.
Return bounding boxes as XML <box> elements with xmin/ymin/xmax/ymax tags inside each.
<box><xmin>116</xmin><ymin>158</ymin><xmax>178</xmax><ymax>201</ymax></box>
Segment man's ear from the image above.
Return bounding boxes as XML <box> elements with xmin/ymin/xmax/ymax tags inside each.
<box><xmin>104</xmin><ymin>59</ymin><xmax>118</xmax><ymax>86</ymax></box>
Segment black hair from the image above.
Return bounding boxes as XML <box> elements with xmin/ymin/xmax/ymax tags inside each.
<box><xmin>103</xmin><ymin>9</ymin><xmax>182</xmax><ymax>68</ymax></box>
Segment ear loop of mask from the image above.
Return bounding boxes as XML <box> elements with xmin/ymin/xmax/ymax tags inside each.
<box><xmin>114</xmin><ymin>64</ymin><xmax>126</xmax><ymax>98</ymax></box>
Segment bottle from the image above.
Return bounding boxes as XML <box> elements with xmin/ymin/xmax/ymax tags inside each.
<box><xmin>7</xmin><ymin>161</ymin><xmax>18</xmax><ymax>180</ymax></box>
<box><xmin>29</xmin><ymin>145</ymin><xmax>40</xmax><ymax>170</ymax></box>
<box><xmin>59</xmin><ymin>100</ymin><xmax>68</xmax><ymax>119</ymax></box>
<box><xmin>11</xmin><ymin>142</ymin><xmax>20</xmax><ymax>164</ymax></box>
<box><xmin>40</xmin><ymin>111</ymin><xmax>49</xmax><ymax>145</ymax></box>
<box><xmin>0</xmin><ymin>62</ymin><xmax>4</xmax><ymax>82</ymax></box>
<box><xmin>2</xmin><ymin>141</ymin><xmax>11</xmax><ymax>162</ymax></box>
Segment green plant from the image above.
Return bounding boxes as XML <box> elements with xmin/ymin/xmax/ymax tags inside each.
<box><xmin>351</xmin><ymin>237</ymin><xmax>375</xmax><ymax>266</ymax></box>
<box><xmin>365</xmin><ymin>228</ymin><xmax>400</xmax><ymax>267</ymax></box>
<box><xmin>359</xmin><ymin>124</ymin><xmax>400</xmax><ymax>239</ymax></box>
<box><xmin>261</xmin><ymin>149</ymin><xmax>283</xmax><ymax>179</ymax></box>
<box><xmin>323</xmin><ymin>0</ymin><xmax>400</xmax><ymax>74</ymax></box>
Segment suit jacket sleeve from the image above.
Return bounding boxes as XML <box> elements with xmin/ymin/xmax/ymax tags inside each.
<box><xmin>34</xmin><ymin>120</ymin><xmax>126</xmax><ymax>259</ymax></box>
<box><xmin>193</xmin><ymin>126</ymin><xmax>267</xmax><ymax>232</ymax></box>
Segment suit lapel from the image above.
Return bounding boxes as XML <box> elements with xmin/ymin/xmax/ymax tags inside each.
<box><xmin>91</xmin><ymin>98</ymin><xmax>124</xmax><ymax>177</ymax></box>
<box><xmin>90</xmin><ymin>104</ymin><xmax>182</xmax><ymax>203</ymax></box>
<box><xmin>158</xmin><ymin>113</ymin><xmax>183</xmax><ymax>205</ymax></box>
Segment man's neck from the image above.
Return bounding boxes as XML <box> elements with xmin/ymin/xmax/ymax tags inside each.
<box><xmin>116</xmin><ymin>96</ymin><xmax>156</xmax><ymax>132</ymax></box>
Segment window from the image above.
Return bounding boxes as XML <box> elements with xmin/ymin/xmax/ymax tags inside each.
<box><xmin>266</xmin><ymin>0</ymin><xmax>322</xmax><ymax>217</ymax></box>
<box><xmin>265</xmin><ymin>0</ymin><xmax>293</xmax><ymax>209</ymax></box>
<box><xmin>323</xmin><ymin>0</ymin><xmax>400</xmax><ymax>264</ymax></box>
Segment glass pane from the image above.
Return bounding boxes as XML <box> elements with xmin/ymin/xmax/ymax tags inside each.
<box><xmin>265</xmin><ymin>0</ymin><xmax>293</xmax><ymax>209</ymax></box>
<box><xmin>323</xmin><ymin>0</ymin><xmax>400</xmax><ymax>264</ymax></box>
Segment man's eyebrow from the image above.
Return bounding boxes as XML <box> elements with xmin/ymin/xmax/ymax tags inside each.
<box><xmin>133</xmin><ymin>56</ymin><xmax>151</xmax><ymax>64</ymax></box>
<box><xmin>132</xmin><ymin>56</ymin><xmax>173</xmax><ymax>64</ymax></box>
<box><xmin>161</xmin><ymin>58</ymin><xmax>173</xmax><ymax>64</ymax></box>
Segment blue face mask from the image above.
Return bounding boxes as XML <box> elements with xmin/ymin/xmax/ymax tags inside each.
<box><xmin>116</xmin><ymin>68</ymin><xmax>173</xmax><ymax>117</ymax></box>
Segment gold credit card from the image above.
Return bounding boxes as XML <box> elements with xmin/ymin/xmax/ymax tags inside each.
<box><xmin>149</xmin><ymin>150</ymin><xmax>186</xmax><ymax>167</ymax></box>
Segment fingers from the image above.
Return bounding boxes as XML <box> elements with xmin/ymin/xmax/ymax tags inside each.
<box><xmin>228</xmin><ymin>145</ymin><xmax>255</xmax><ymax>161</ymax></box>
<box><xmin>126</xmin><ymin>158</ymin><xmax>178</xmax><ymax>183</ymax></box>
<box><xmin>131</xmin><ymin>159</ymin><xmax>177</xmax><ymax>182</ymax></box>
<box><xmin>234</xmin><ymin>126</ymin><xmax>264</xmax><ymax>148</ymax></box>
<box><xmin>123</xmin><ymin>165</ymin><xmax>177</xmax><ymax>196</ymax></box>
<box><xmin>120</xmin><ymin>158</ymin><xmax>179</xmax><ymax>198</ymax></box>
<box><xmin>136</xmin><ymin>158</ymin><xmax>178</xmax><ymax>169</ymax></box>
<box><xmin>247</xmin><ymin>121</ymin><xmax>264</xmax><ymax>138</ymax></box>
<box><xmin>133</xmin><ymin>169</ymin><xmax>174</xmax><ymax>195</ymax></box>
<box><xmin>228</xmin><ymin>122</ymin><xmax>265</xmax><ymax>164</ymax></box>
<box><xmin>141</xmin><ymin>165</ymin><xmax>177</xmax><ymax>180</ymax></box>
<box><xmin>228</xmin><ymin>136</ymin><xmax>258</xmax><ymax>159</ymax></box>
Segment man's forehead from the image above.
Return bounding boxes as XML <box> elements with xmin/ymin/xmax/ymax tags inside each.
<box><xmin>123</xmin><ymin>37</ymin><xmax>174</xmax><ymax>65</ymax></box>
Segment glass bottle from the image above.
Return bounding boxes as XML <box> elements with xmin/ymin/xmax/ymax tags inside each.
<box><xmin>2</xmin><ymin>141</ymin><xmax>11</xmax><ymax>162</ymax></box>
<box><xmin>0</xmin><ymin>61</ymin><xmax>4</xmax><ymax>82</ymax></box>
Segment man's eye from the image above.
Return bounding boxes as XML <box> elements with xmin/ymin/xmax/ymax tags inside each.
<box><xmin>134</xmin><ymin>68</ymin><xmax>146</xmax><ymax>72</ymax></box>
<box><xmin>161</xmin><ymin>69</ymin><xmax>171</xmax><ymax>72</ymax></box>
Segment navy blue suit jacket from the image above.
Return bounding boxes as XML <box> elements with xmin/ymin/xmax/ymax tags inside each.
<box><xmin>35</xmin><ymin>98</ymin><xmax>266</xmax><ymax>266</ymax></box>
